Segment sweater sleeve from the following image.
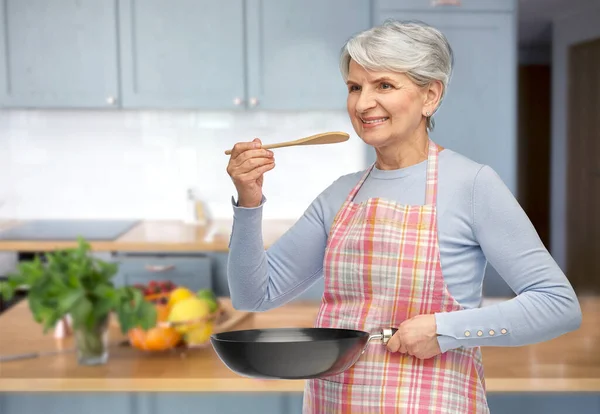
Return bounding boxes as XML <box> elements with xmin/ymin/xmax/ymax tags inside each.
<box><xmin>434</xmin><ymin>165</ymin><xmax>582</xmax><ymax>353</ymax></box>
<box><xmin>226</xmin><ymin>185</ymin><xmax>333</xmax><ymax>312</ymax></box>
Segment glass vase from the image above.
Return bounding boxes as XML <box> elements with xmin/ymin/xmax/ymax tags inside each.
<box><xmin>73</xmin><ymin>316</ymin><xmax>110</xmax><ymax>365</ymax></box>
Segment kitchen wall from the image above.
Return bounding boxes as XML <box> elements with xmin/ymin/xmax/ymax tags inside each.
<box><xmin>0</xmin><ymin>109</ymin><xmax>366</xmax><ymax>221</ymax></box>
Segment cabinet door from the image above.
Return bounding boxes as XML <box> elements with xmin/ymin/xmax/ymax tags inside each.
<box><xmin>118</xmin><ymin>0</ymin><xmax>246</xmax><ymax>109</ymax></box>
<box><xmin>135</xmin><ymin>393</ymin><xmax>287</xmax><ymax>414</ymax></box>
<box><xmin>246</xmin><ymin>0</ymin><xmax>372</xmax><ymax>110</ymax></box>
<box><xmin>370</xmin><ymin>12</ymin><xmax>517</xmax><ymax>193</ymax></box>
<box><xmin>0</xmin><ymin>0</ymin><xmax>119</xmax><ymax>108</ymax></box>
<box><xmin>0</xmin><ymin>394</ymin><xmax>132</xmax><ymax>414</ymax></box>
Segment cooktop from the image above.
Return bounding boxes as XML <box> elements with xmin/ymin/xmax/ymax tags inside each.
<box><xmin>0</xmin><ymin>220</ymin><xmax>140</xmax><ymax>241</ymax></box>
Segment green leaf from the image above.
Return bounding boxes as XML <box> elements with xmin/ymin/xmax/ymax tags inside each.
<box><xmin>95</xmin><ymin>260</ymin><xmax>118</xmax><ymax>280</ymax></box>
<box><xmin>56</xmin><ymin>289</ymin><xmax>85</xmax><ymax>315</ymax></box>
<box><xmin>91</xmin><ymin>283</ymin><xmax>116</xmax><ymax>321</ymax></box>
<box><xmin>0</xmin><ymin>281</ymin><xmax>14</xmax><ymax>301</ymax></box>
<box><xmin>115</xmin><ymin>306</ymin><xmax>133</xmax><ymax>333</ymax></box>
<box><xmin>69</xmin><ymin>296</ymin><xmax>93</xmax><ymax>330</ymax></box>
<box><xmin>136</xmin><ymin>301</ymin><xmax>157</xmax><ymax>331</ymax></box>
<box><xmin>129</xmin><ymin>287</ymin><xmax>144</xmax><ymax>311</ymax></box>
<box><xmin>115</xmin><ymin>297</ymin><xmax>157</xmax><ymax>333</ymax></box>
<box><xmin>28</xmin><ymin>294</ymin><xmax>63</xmax><ymax>333</ymax></box>
<box><xmin>28</xmin><ymin>295</ymin><xmax>48</xmax><ymax>323</ymax></box>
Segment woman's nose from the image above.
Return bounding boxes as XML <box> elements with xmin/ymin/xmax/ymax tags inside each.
<box><xmin>355</xmin><ymin>91</ymin><xmax>376</xmax><ymax>113</ymax></box>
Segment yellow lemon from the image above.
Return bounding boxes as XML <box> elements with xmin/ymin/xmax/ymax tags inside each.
<box><xmin>168</xmin><ymin>297</ymin><xmax>211</xmax><ymax>334</ymax></box>
<box><xmin>168</xmin><ymin>287</ymin><xmax>195</xmax><ymax>309</ymax></box>
<box><xmin>184</xmin><ymin>322</ymin><xmax>214</xmax><ymax>346</ymax></box>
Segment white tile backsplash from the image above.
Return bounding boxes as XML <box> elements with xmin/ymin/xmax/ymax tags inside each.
<box><xmin>0</xmin><ymin>110</ymin><xmax>366</xmax><ymax>220</ymax></box>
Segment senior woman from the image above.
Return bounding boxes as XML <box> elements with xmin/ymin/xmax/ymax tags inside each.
<box><xmin>225</xmin><ymin>20</ymin><xmax>581</xmax><ymax>413</ymax></box>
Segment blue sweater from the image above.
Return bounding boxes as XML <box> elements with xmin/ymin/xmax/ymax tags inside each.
<box><xmin>227</xmin><ymin>149</ymin><xmax>582</xmax><ymax>353</ymax></box>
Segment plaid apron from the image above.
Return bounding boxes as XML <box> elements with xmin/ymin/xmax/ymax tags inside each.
<box><xmin>303</xmin><ymin>139</ymin><xmax>489</xmax><ymax>413</ymax></box>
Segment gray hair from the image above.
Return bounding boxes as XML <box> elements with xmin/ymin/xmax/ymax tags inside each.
<box><xmin>340</xmin><ymin>19</ymin><xmax>454</xmax><ymax>131</ymax></box>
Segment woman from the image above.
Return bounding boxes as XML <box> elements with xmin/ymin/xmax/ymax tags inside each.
<box><xmin>225</xmin><ymin>20</ymin><xmax>582</xmax><ymax>413</ymax></box>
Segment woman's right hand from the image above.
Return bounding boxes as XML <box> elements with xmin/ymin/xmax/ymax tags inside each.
<box><xmin>226</xmin><ymin>138</ymin><xmax>275</xmax><ymax>207</ymax></box>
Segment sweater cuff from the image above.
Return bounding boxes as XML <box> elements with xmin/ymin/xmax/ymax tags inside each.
<box><xmin>434</xmin><ymin>310</ymin><xmax>512</xmax><ymax>352</ymax></box>
<box><xmin>436</xmin><ymin>334</ymin><xmax>462</xmax><ymax>353</ymax></box>
<box><xmin>231</xmin><ymin>195</ymin><xmax>266</xmax><ymax>216</ymax></box>
<box><xmin>434</xmin><ymin>312</ymin><xmax>465</xmax><ymax>352</ymax></box>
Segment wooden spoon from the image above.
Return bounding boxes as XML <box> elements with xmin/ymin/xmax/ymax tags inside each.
<box><xmin>224</xmin><ymin>131</ymin><xmax>349</xmax><ymax>155</ymax></box>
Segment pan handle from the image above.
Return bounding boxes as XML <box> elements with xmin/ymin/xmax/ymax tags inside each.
<box><xmin>367</xmin><ymin>328</ymin><xmax>398</xmax><ymax>346</ymax></box>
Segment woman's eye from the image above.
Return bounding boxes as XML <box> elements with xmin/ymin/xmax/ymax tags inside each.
<box><xmin>380</xmin><ymin>83</ymin><xmax>392</xmax><ymax>89</ymax></box>
<box><xmin>349</xmin><ymin>85</ymin><xmax>360</xmax><ymax>92</ymax></box>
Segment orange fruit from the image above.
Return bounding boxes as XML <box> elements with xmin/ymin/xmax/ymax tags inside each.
<box><xmin>128</xmin><ymin>302</ymin><xmax>181</xmax><ymax>351</ymax></box>
<box><xmin>128</xmin><ymin>325</ymin><xmax>181</xmax><ymax>351</ymax></box>
<box><xmin>155</xmin><ymin>303</ymin><xmax>171</xmax><ymax>322</ymax></box>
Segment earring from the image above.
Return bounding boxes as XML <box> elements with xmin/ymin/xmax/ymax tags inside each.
<box><xmin>426</xmin><ymin>111</ymin><xmax>431</xmax><ymax>116</ymax></box>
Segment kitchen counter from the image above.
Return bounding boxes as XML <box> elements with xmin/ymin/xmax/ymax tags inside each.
<box><xmin>0</xmin><ymin>296</ymin><xmax>599</xmax><ymax>393</ymax></box>
<box><xmin>0</xmin><ymin>219</ymin><xmax>296</xmax><ymax>252</ymax></box>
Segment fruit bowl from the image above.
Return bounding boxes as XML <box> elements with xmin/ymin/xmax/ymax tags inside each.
<box><xmin>127</xmin><ymin>284</ymin><xmax>221</xmax><ymax>351</ymax></box>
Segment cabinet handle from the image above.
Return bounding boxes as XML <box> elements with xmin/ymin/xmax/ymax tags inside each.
<box><xmin>106</xmin><ymin>96</ymin><xmax>117</xmax><ymax>105</ymax></box>
<box><xmin>431</xmin><ymin>0</ymin><xmax>461</xmax><ymax>6</ymax></box>
<box><xmin>249</xmin><ymin>97</ymin><xmax>259</xmax><ymax>107</ymax></box>
<box><xmin>145</xmin><ymin>265</ymin><xmax>176</xmax><ymax>272</ymax></box>
<box><xmin>233</xmin><ymin>97</ymin><xmax>244</xmax><ymax>106</ymax></box>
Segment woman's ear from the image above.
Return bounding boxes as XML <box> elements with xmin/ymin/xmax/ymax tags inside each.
<box><xmin>422</xmin><ymin>80</ymin><xmax>444</xmax><ymax>116</ymax></box>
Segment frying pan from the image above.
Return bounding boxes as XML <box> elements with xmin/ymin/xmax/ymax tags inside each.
<box><xmin>210</xmin><ymin>327</ymin><xmax>397</xmax><ymax>379</ymax></box>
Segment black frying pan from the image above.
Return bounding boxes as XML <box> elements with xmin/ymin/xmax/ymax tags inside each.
<box><xmin>210</xmin><ymin>327</ymin><xmax>397</xmax><ymax>379</ymax></box>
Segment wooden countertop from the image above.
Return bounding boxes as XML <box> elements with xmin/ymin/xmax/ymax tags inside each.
<box><xmin>0</xmin><ymin>296</ymin><xmax>599</xmax><ymax>393</ymax></box>
<box><xmin>0</xmin><ymin>219</ymin><xmax>296</xmax><ymax>252</ymax></box>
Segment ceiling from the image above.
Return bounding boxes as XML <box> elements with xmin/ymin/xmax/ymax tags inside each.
<box><xmin>518</xmin><ymin>0</ymin><xmax>597</xmax><ymax>46</ymax></box>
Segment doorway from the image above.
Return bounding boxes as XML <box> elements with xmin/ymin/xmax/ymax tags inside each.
<box><xmin>518</xmin><ymin>64</ymin><xmax>551</xmax><ymax>249</ymax></box>
<box><xmin>566</xmin><ymin>37</ymin><xmax>600</xmax><ymax>295</ymax></box>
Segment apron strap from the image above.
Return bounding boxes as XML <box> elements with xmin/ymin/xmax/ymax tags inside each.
<box><xmin>425</xmin><ymin>138</ymin><xmax>439</xmax><ymax>206</ymax></box>
<box><xmin>346</xmin><ymin>163</ymin><xmax>374</xmax><ymax>203</ymax></box>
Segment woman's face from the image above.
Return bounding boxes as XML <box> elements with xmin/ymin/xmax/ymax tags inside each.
<box><xmin>346</xmin><ymin>60</ymin><xmax>431</xmax><ymax>149</ymax></box>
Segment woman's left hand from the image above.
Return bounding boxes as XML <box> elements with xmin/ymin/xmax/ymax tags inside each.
<box><xmin>386</xmin><ymin>314</ymin><xmax>441</xmax><ymax>360</ymax></box>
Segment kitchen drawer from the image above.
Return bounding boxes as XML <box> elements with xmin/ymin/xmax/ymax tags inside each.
<box><xmin>112</xmin><ymin>254</ymin><xmax>212</xmax><ymax>292</ymax></box>
<box><xmin>377</xmin><ymin>0</ymin><xmax>515</xmax><ymax>12</ymax></box>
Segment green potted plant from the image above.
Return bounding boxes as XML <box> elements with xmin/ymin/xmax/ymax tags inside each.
<box><xmin>0</xmin><ymin>238</ymin><xmax>156</xmax><ymax>365</ymax></box>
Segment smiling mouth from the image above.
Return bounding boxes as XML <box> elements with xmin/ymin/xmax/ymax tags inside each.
<box><xmin>361</xmin><ymin>117</ymin><xmax>389</xmax><ymax>124</ymax></box>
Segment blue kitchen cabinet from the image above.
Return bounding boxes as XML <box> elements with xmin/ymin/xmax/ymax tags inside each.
<box><xmin>486</xmin><ymin>393</ymin><xmax>600</xmax><ymax>414</ymax></box>
<box><xmin>245</xmin><ymin>0</ymin><xmax>372</xmax><ymax>110</ymax></box>
<box><xmin>0</xmin><ymin>394</ymin><xmax>133</xmax><ymax>414</ymax></box>
<box><xmin>0</xmin><ymin>393</ymin><xmax>286</xmax><ymax>414</ymax></box>
<box><xmin>117</xmin><ymin>0</ymin><xmax>246</xmax><ymax>110</ymax></box>
<box><xmin>371</xmin><ymin>4</ymin><xmax>517</xmax><ymax>297</ymax></box>
<box><xmin>111</xmin><ymin>252</ymin><xmax>213</xmax><ymax>293</ymax></box>
<box><xmin>207</xmin><ymin>252</ymin><xmax>230</xmax><ymax>297</ymax></box>
<box><xmin>377</xmin><ymin>0</ymin><xmax>514</xmax><ymax>12</ymax></box>
<box><xmin>136</xmin><ymin>393</ymin><xmax>287</xmax><ymax>414</ymax></box>
<box><xmin>118</xmin><ymin>0</ymin><xmax>371</xmax><ymax>110</ymax></box>
<box><xmin>0</xmin><ymin>0</ymin><xmax>119</xmax><ymax>108</ymax></box>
